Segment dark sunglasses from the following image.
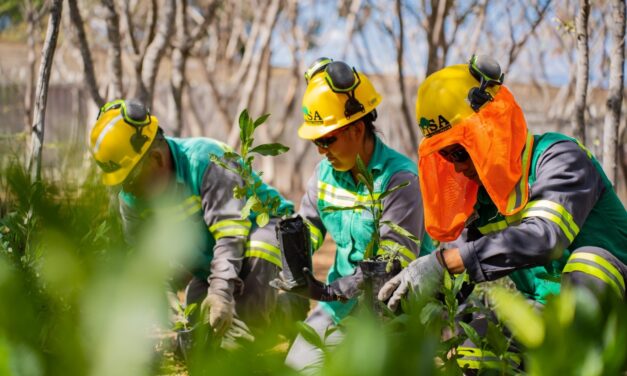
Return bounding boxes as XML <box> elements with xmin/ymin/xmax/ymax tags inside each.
<box><xmin>438</xmin><ymin>146</ymin><xmax>470</xmax><ymax>163</ymax></box>
<box><xmin>97</xmin><ymin>99</ymin><xmax>152</xmax><ymax>154</ymax></box>
<box><xmin>312</xmin><ymin>124</ymin><xmax>352</xmax><ymax>149</ymax></box>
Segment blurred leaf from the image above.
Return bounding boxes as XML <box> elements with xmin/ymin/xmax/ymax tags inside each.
<box><xmin>241</xmin><ymin>196</ymin><xmax>258</xmax><ymax>219</ymax></box>
<box><xmin>419</xmin><ymin>301</ymin><xmax>443</xmax><ymax>325</ymax></box>
<box><xmin>256</xmin><ymin>212</ymin><xmax>270</xmax><ymax>228</ymax></box>
<box><xmin>296</xmin><ymin>321</ymin><xmax>325</xmax><ymax>350</ymax></box>
<box><xmin>490</xmin><ymin>286</ymin><xmax>545</xmax><ymax>348</ymax></box>
<box><xmin>486</xmin><ymin>321</ymin><xmax>509</xmax><ymax>356</ymax></box>
<box><xmin>249</xmin><ymin>143</ymin><xmax>289</xmax><ymax>156</ymax></box>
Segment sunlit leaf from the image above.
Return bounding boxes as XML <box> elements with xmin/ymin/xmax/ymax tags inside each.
<box><xmin>490</xmin><ymin>286</ymin><xmax>545</xmax><ymax>348</ymax></box>
<box><xmin>378</xmin><ymin>180</ymin><xmax>410</xmax><ymax>200</ymax></box>
<box><xmin>256</xmin><ymin>212</ymin><xmax>270</xmax><ymax>227</ymax></box>
<box><xmin>296</xmin><ymin>321</ymin><xmax>325</xmax><ymax>350</ymax></box>
<box><xmin>381</xmin><ymin>220</ymin><xmax>420</xmax><ymax>245</ymax></box>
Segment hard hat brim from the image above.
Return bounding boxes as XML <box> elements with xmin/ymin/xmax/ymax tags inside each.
<box><xmin>297</xmin><ymin>122</ymin><xmax>346</xmax><ymax>140</ymax></box>
<box><xmin>101</xmin><ymin>168</ymin><xmax>130</xmax><ymax>186</ymax></box>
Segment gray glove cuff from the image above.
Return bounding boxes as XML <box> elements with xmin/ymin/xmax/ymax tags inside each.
<box><xmin>406</xmin><ymin>252</ymin><xmax>444</xmax><ymax>285</ymax></box>
<box><xmin>208</xmin><ymin>278</ymin><xmax>235</xmax><ymax>301</ymax></box>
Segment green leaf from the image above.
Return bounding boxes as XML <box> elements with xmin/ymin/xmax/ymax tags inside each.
<box><xmin>241</xmin><ymin>196</ymin><xmax>258</xmax><ymax>219</ymax></box>
<box><xmin>381</xmin><ymin>220</ymin><xmax>421</xmax><ymax>246</ymax></box>
<box><xmin>322</xmin><ymin>205</ymin><xmax>367</xmax><ymax>213</ymax></box>
<box><xmin>253</xmin><ymin>113</ymin><xmax>271</xmax><ymax>128</ymax></box>
<box><xmin>238</xmin><ymin>109</ymin><xmax>251</xmax><ymax>142</ymax></box>
<box><xmin>296</xmin><ymin>321</ymin><xmax>325</xmax><ymax>350</ymax></box>
<box><xmin>364</xmin><ymin>237</ymin><xmax>376</xmax><ymax>260</ymax></box>
<box><xmin>419</xmin><ymin>301</ymin><xmax>443</xmax><ymax>325</ymax></box>
<box><xmin>378</xmin><ymin>180</ymin><xmax>410</xmax><ymax>200</ymax></box>
<box><xmin>452</xmin><ymin>272</ymin><xmax>466</xmax><ymax>295</ymax></box>
<box><xmin>256</xmin><ymin>212</ymin><xmax>270</xmax><ymax>227</ymax></box>
<box><xmin>459</xmin><ymin>321</ymin><xmax>483</xmax><ymax>348</ymax></box>
<box><xmin>249</xmin><ymin>143</ymin><xmax>290</xmax><ymax>156</ymax></box>
<box><xmin>356</xmin><ymin>173</ymin><xmax>374</xmax><ymax>193</ymax></box>
<box><xmin>486</xmin><ymin>321</ymin><xmax>509</xmax><ymax>356</ymax></box>
<box><xmin>184</xmin><ymin>303</ymin><xmax>197</xmax><ymax>318</ymax></box>
<box><xmin>222</xmin><ymin>151</ymin><xmax>240</xmax><ymax>161</ymax></box>
<box><xmin>490</xmin><ymin>286</ymin><xmax>545</xmax><ymax>348</ymax></box>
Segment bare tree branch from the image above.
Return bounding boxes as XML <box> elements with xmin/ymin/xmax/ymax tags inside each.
<box><xmin>341</xmin><ymin>0</ymin><xmax>362</xmax><ymax>60</ymax></box>
<box><xmin>602</xmin><ymin>0</ymin><xmax>626</xmax><ymax>185</ymax></box>
<box><xmin>102</xmin><ymin>0</ymin><xmax>124</xmax><ymax>99</ymax></box>
<box><xmin>29</xmin><ymin>0</ymin><xmax>63</xmax><ymax>181</ymax></box>
<box><xmin>68</xmin><ymin>0</ymin><xmax>105</xmax><ymax>107</ymax></box>
<box><xmin>572</xmin><ymin>0</ymin><xmax>589</xmax><ymax>142</ymax></box>
<box><xmin>140</xmin><ymin>0</ymin><xmax>176</xmax><ymax>105</ymax></box>
<box><xmin>394</xmin><ymin>0</ymin><xmax>417</xmax><ymax>153</ymax></box>
<box><xmin>504</xmin><ymin>0</ymin><xmax>551</xmax><ymax>71</ymax></box>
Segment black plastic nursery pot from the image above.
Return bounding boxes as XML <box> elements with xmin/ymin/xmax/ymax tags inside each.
<box><xmin>359</xmin><ymin>258</ymin><xmax>402</xmax><ymax>316</ymax></box>
<box><xmin>276</xmin><ymin>215</ymin><xmax>313</xmax><ymax>288</ymax></box>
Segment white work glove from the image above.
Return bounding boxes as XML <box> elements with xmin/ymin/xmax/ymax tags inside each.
<box><xmin>377</xmin><ymin>252</ymin><xmax>444</xmax><ymax>311</ymax></box>
<box><xmin>201</xmin><ymin>292</ymin><xmax>234</xmax><ymax>336</ymax></box>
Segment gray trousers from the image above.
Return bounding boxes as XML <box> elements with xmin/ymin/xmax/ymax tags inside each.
<box><xmin>185</xmin><ymin>218</ymin><xmax>309</xmax><ymax>331</ymax></box>
<box><xmin>285</xmin><ymin>305</ymin><xmax>343</xmax><ymax>373</ymax></box>
<box><xmin>185</xmin><ymin>218</ymin><xmax>280</xmax><ymax>330</ymax></box>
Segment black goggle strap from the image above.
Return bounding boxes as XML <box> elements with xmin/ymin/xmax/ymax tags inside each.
<box><xmin>467</xmin><ymin>55</ymin><xmax>505</xmax><ymax>112</ymax></box>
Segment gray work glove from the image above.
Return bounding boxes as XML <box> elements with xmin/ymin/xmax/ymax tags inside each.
<box><xmin>377</xmin><ymin>252</ymin><xmax>444</xmax><ymax>311</ymax></box>
<box><xmin>220</xmin><ymin>317</ymin><xmax>255</xmax><ymax>350</ymax></box>
<box><xmin>202</xmin><ymin>280</ymin><xmax>235</xmax><ymax>336</ymax></box>
<box><xmin>270</xmin><ymin>267</ymin><xmax>363</xmax><ymax>302</ymax></box>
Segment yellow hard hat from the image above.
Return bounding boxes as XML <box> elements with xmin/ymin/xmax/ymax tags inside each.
<box><xmin>89</xmin><ymin>99</ymin><xmax>159</xmax><ymax>186</ymax></box>
<box><xmin>416</xmin><ymin>55</ymin><xmax>504</xmax><ymax>138</ymax></box>
<box><xmin>298</xmin><ymin>61</ymin><xmax>382</xmax><ymax>140</ymax></box>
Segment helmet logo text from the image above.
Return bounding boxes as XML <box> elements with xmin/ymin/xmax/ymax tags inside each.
<box><xmin>419</xmin><ymin>115</ymin><xmax>451</xmax><ymax>138</ymax></box>
<box><xmin>302</xmin><ymin>106</ymin><xmax>323</xmax><ymax>124</ymax></box>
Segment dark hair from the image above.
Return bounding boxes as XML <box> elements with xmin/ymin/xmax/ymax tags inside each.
<box><xmin>362</xmin><ymin>110</ymin><xmax>378</xmax><ymax>139</ymax></box>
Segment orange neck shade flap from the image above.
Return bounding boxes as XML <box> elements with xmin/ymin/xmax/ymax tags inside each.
<box><xmin>418</xmin><ymin>87</ymin><xmax>533</xmax><ymax>242</ymax></box>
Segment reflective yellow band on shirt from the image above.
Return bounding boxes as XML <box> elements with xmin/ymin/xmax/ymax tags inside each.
<box><xmin>478</xmin><ymin>199</ymin><xmax>579</xmax><ymax>243</ymax></box>
<box><xmin>155</xmin><ymin>195</ymin><xmax>202</xmax><ymax>222</ymax></box>
<box><xmin>505</xmin><ymin>133</ymin><xmax>534</xmax><ymax>214</ymax></box>
<box><xmin>457</xmin><ymin>347</ymin><xmax>522</xmax><ymax>370</ymax></box>
<box><xmin>563</xmin><ymin>253</ymin><xmax>625</xmax><ymax>296</ymax></box>
<box><xmin>245</xmin><ymin>240</ymin><xmax>282</xmax><ymax>268</ymax></box>
<box><xmin>518</xmin><ymin>200</ymin><xmax>579</xmax><ymax>242</ymax></box>
<box><xmin>209</xmin><ymin>219</ymin><xmax>252</xmax><ymax>239</ymax></box>
<box><xmin>379</xmin><ymin>239</ymin><xmax>417</xmax><ymax>268</ymax></box>
<box><xmin>317</xmin><ymin>181</ymin><xmax>381</xmax><ymax>209</ymax></box>
<box><xmin>305</xmin><ymin>221</ymin><xmax>324</xmax><ymax>251</ymax></box>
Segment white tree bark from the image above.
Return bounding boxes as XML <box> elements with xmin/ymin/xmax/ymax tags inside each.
<box><xmin>602</xmin><ymin>0</ymin><xmax>626</xmax><ymax>185</ymax></box>
<box><xmin>28</xmin><ymin>0</ymin><xmax>63</xmax><ymax>181</ymax></box>
<box><xmin>572</xmin><ymin>0</ymin><xmax>589</xmax><ymax>142</ymax></box>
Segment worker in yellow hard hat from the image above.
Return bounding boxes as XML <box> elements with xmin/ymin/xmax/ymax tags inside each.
<box><xmin>379</xmin><ymin>55</ymin><xmax>627</xmax><ymax>372</ymax></box>
<box><xmin>89</xmin><ymin>99</ymin><xmax>298</xmax><ymax>346</ymax></box>
<box><xmin>271</xmin><ymin>58</ymin><xmax>433</xmax><ymax>372</ymax></box>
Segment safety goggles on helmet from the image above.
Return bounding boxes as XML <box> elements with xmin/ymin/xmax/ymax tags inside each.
<box><xmin>304</xmin><ymin>57</ymin><xmax>333</xmax><ymax>83</ymax></box>
<box><xmin>312</xmin><ymin>122</ymin><xmax>353</xmax><ymax>149</ymax></box>
<box><xmin>97</xmin><ymin>99</ymin><xmax>152</xmax><ymax>154</ymax></box>
<box><xmin>438</xmin><ymin>145</ymin><xmax>470</xmax><ymax>163</ymax></box>
<box><xmin>467</xmin><ymin>54</ymin><xmax>505</xmax><ymax>112</ymax></box>
<box><xmin>305</xmin><ymin>59</ymin><xmax>366</xmax><ymax>119</ymax></box>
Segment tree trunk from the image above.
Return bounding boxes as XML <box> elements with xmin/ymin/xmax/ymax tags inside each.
<box><xmin>68</xmin><ymin>0</ymin><xmax>105</xmax><ymax>107</ymax></box>
<box><xmin>28</xmin><ymin>0</ymin><xmax>63</xmax><ymax>182</ymax></box>
<box><xmin>141</xmin><ymin>0</ymin><xmax>176</xmax><ymax>106</ymax></box>
<box><xmin>23</xmin><ymin>0</ymin><xmax>37</xmax><ymax>137</ymax></box>
<box><xmin>394</xmin><ymin>0</ymin><xmax>417</xmax><ymax>154</ymax></box>
<box><xmin>227</xmin><ymin>0</ymin><xmax>282</xmax><ymax>147</ymax></box>
<box><xmin>602</xmin><ymin>0</ymin><xmax>626</xmax><ymax>186</ymax></box>
<box><xmin>102</xmin><ymin>0</ymin><xmax>124</xmax><ymax>99</ymax></box>
<box><xmin>572</xmin><ymin>0</ymin><xmax>589</xmax><ymax>143</ymax></box>
<box><xmin>171</xmin><ymin>0</ymin><xmax>188</xmax><ymax>137</ymax></box>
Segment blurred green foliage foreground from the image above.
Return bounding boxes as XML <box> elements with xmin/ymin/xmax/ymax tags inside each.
<box><xmin>1</xmin><ymin>158</ymin><xmax>626</xmax><ymax>376</ymax></box>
